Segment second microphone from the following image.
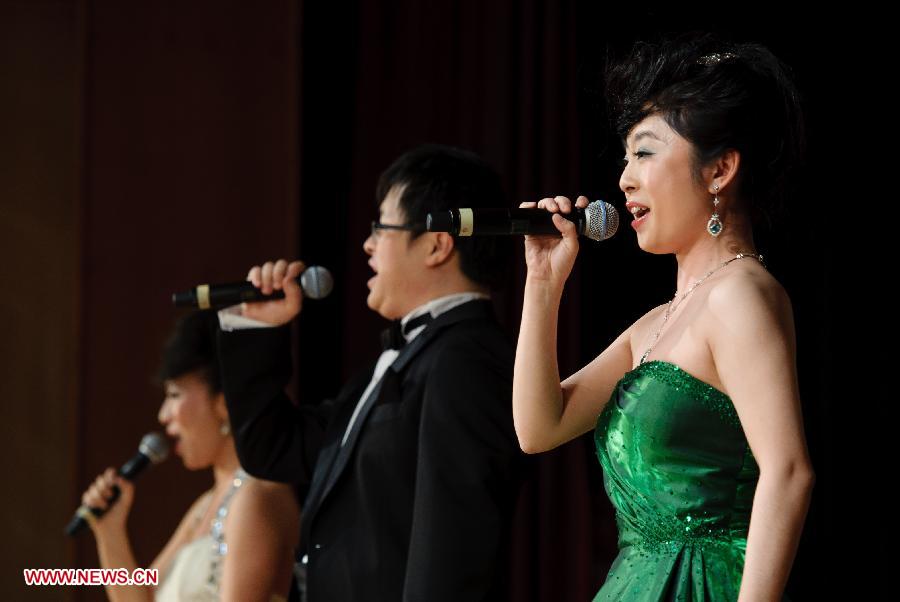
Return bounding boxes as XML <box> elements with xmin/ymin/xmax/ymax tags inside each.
<box><xmin>426</xmin><ymin>200</ymin><xmax>619</xmax><ymax>242</ymax></box>
<box><xmin>172</xmin><ymin>265</ymin><xmax>334</xmax><ymax>309</ymax></box>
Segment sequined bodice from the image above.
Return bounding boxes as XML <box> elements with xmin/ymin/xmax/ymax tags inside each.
<box><xmin>594</xmin><ymin>361</ymin><xmax>759</xmax><ymax>600</ymax></box>
<box><xmin>156</xmin><ymin>469</ymin><xmax>250</xmax><ymax>602</ymax></box>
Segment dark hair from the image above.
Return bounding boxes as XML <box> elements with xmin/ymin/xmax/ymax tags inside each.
<box><xmin>604</xmin><ymin>32</ymin><xmax>806</xmax><ymax>232</ymax></box>
<box><xmin>157</xmin><ymin>310</ymin><xmax>221</xmax><ymax>393</ymax></box>
<box><xmin>375</xmin><ymin>144</ymin><xmax>510</xmax><ymax>290</ymax></box>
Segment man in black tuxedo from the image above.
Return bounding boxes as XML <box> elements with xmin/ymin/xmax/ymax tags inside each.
<box><xmin>216</xmin><ymin>145</ymin><xmax>522</xmax><ymax>601</ymax></box>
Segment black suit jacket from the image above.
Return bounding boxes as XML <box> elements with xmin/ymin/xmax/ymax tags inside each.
<box><xmin>217</xmin><ymin>300</ymin><xmax>522</xmax><ymax>601</ymax></box>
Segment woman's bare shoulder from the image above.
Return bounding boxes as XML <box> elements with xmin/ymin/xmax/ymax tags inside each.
<box><xmin>232</xmin><ymin>478</ymin><xmax>299</xmax><ymax>525</ymax></box>
<box><xmin>705</xmin><ymin>263</ymin><xmax>794</xmax><ymax>344</ymax></box>
<box><xmin>709</xmin><ymin>263</ymin><xmax>791</xmax><ymax>313</ymax></box>
<box><xmin>240</xmin><ymin>477</ymin><xmax>297</xmax><ymax>503</ymax></box>
<box><xmin>219</xmin><ymin>477</ymin><xmax>300</xmax><ymax>555</ymax></box>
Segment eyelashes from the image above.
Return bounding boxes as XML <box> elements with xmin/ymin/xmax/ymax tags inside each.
<box><xmin>620</xmin><ymin>151</ymin><xmax>652</xmax><ymax>168</ymax></box>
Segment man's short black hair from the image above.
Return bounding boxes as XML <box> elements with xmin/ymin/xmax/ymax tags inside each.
<box><xmin>376</xmin><ymin>144</ymin><xmax>510</xmax><ymax>291</ymax></box>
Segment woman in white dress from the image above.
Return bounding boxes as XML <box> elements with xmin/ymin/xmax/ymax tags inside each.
<box><xmin>80</xmin><ymin>311</ymin><xmax>300</xmax><ymax>601</ymax></box>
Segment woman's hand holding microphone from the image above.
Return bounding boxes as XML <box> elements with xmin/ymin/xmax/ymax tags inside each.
<box><xmin>520</xmin><ymin>195</ymin><xmax>589</xmax><ymax>294</ymax></box>
<box><xmin>80</xmin><ymin>468</ymin><xmax>135</xmax><ymax>538</ymax></box>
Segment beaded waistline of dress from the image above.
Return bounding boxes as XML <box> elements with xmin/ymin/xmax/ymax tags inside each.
<box><xmin>615</xmin><ymin>507</ymin><xmax>747</xmax><ymax>554</ymax></box>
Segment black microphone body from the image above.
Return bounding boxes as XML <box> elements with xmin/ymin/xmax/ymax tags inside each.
<box><xmin>119</xmin><ymin>451</ymin><xmax>152</xmax><ymax>480</ymax></box>
<box><xmin>439</xmin><ymin>208</ymin><xmax>583</xmax><ymax>235</ymax></box>
<box><xmin>426</xmin><ymin>201</ymin><xmax>618</xmax><ymax>242</ymax></box>
<box><xmin>65</xmin><ymin>433</ymin><xmax>169</xmax><ymax>536</ymax></box>
<box><xmin>172</xmin><ymin>265</ymin><xmax>333</xmax><ymax>309</ymax></box>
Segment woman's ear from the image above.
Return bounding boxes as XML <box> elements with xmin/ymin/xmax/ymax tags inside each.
<box><xmin>707</xmin><ymin>148</ymin><xmax>741</xmax><ymax>193</ymax></box>
<box><xmin>213</xmin><ymin>391</ymin><xmax>228</xmax><ymax>421</ymax></box>
<box><xmin>424</xmin><ymin>232</ymin><xmax>456</xmax><ymax>267</ymax></box>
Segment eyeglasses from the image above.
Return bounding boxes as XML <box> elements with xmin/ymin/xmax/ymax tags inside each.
<box><xmin>370</xmin><ymin>220</ymin><xmax>425</xmax><ymax>239</ymax></box>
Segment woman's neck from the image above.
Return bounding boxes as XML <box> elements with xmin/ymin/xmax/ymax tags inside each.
<box><xmin>673</xmin><ymin>222</ymin><xmax>757</xmax><ymax>296</ymax></box>
<box><xmin>210</xmin><ymin>438</ymin><xmax>241</xmax><ymax>489</ymax></box>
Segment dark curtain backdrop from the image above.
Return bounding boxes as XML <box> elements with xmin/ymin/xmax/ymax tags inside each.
<box><xmin>0</xmin><ymin>0</ymin><xmax>881</xmax><ymax>600</ymax></box>
<box><xmin>294</xmin><ymin>2</ymin><xmax>874</xmax><ymax>601</ymax></box>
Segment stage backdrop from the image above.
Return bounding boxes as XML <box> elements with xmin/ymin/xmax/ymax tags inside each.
<box><xmin>1</xmin><ymin>1</ymin><xmax>876</xmax><ymax>600</ymax></box>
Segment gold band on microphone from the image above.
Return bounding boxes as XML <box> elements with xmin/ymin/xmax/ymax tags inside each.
<box><xmin>458</xmin><ymin>208</ymin><xmax>474</xmax><ymax>236</ymax></box>
<box><xmin>76</xmin><ymin>506</ymin><xmax>97</xmax><ymax>528</ymax></box>
<box><xmin>197</xmin><ymin>285</ymin><xmax>211</xmax><ymax>309</ymax></box>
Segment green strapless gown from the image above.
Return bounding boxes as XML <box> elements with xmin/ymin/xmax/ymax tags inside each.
<box><xmin>593</xmin><ymin>360</ymin><xmax>768</xmax><ymax>601</ymax></box>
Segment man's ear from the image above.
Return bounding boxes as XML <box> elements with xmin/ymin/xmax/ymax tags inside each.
<box><xmin>423</xmin><ymin>232</ymin><xmax>456</xmax><ymax>267</ymax></box>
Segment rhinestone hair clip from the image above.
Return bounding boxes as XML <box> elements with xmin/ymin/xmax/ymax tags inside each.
<box><xmin>697</xmin><ymin>52</ymin><xmax>738</xmax><ymax>65</ymax></box>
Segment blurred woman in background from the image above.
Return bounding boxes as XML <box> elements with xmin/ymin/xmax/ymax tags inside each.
<box><xmin>80</xmin><ymin>311</ymin><xmax>299</xmax><ymax>601</ymax></box>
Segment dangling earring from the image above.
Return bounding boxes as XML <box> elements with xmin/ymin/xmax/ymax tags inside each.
<box><xmin>707</xmin><ymin>183</ymin><xmax>724</xmax><ymax>237</ymax></box>
<box><xmin>220</xmin><ymin>421</ymin><xmax>231</xmax><ymax>436</ymax></box>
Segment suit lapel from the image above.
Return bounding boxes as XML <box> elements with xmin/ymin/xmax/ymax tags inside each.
<box><xmin>299</xmin><ymin>368</ymin><xmax>371</xmax><ymax>537</ymax></box>
<box><xmin>306</xmin><ymin>300</ymin><xmax>495</xmax><ymax>514</ymax></box>
<box><xmin>315</xmin><ymin>373</ymin><xmax>392</xmax><ymax>506</ymax></box>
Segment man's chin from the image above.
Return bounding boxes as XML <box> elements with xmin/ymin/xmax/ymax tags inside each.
<box><xmin>367</xmin><ymin>295</ymin><xmax>402</xmax><ymax>320</ymax></box>
<box><xmin>366</xmin><ymin>292</ymin><xmax>385</xmax><ymax>316</ymax></box>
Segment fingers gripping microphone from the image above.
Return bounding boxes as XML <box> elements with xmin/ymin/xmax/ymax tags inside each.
<box><xmin>426</xmin><ymin>201</ymin><xmax>619</xmax><ymax>242</ymax></box>
<box><xmin>65</xmin><ymin>433</ymin><xmax>170</xmax><ymax>536</ymax></box>
<box><xmin>172</xmin><ymin>265</ymin><xmax>334</xmax><ymax>309</ymax></box>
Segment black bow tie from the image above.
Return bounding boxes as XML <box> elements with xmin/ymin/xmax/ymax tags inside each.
<box><xmin>380</xmin><ymin>313</ymin><xmax>434</xmax><ymax>351</ymax></box>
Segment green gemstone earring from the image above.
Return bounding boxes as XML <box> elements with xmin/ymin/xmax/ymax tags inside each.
<box><xmin>707</xmin><ymin>184</ymin><xmax>723</xmax><ymax>237</ymax></box>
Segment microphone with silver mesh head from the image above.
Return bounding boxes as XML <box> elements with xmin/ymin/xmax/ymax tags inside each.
<box><xmin>65</xmin><ymin>433</ymin><xmax>170</xmax><ymax>536</ymax></box>
<box><xmin>426</xmin><ymin>200</ymin><xmax>619</xmax><ymax>242</ymax></box>
<box><xmin>172</xmin><ymin>265</ymin><xmax>334</xmax><ymax>309</ymax></box>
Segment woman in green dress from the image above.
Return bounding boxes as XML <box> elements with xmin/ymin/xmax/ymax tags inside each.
<box><xmin>512</xmin><ymin>33</ymin><xmax>814</xmax><ymax>600</ymax></box>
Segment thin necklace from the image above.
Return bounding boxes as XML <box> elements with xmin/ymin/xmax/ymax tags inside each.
<box><xmin>639</xmin><ymin>252</ymin><xmax>765</xmax><ymax>365</ymax></box>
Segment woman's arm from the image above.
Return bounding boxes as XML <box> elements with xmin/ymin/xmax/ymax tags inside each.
<box><xmin>707</xmin><ymin>276</ymin><xmax>815</xmax><ymax>601</ymax></box>
<box><xmin>82</xmin><ymin>470</ymin><xmax>208</xmax><ymax>602</ymax></box>
<box><xmin>513</xmin><ymin>197</ymin><xmax>634</xmax><ymax>453</ymax></box>
<box><xmin>219</xmin><ymin>479</ymin><xmax>300</xmax><ymax>602</ymax></box>
<box><xmin>515</xmin><ymin>300</ymin><xmax>635</xmax><ymax>453</ymax></box>
<box><xmin>81</xmin><ymin>469</ymin><xmax>151</xmax><ymax>602</ymax></box>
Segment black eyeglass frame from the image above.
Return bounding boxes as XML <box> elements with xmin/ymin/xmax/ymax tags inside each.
<box><xmin>370</xmin><ymin>220</ymin><xmax>426</xmax><ymax>237</ymax></box>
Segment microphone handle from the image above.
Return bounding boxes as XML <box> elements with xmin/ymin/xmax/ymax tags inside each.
<box><xmin>120</xmin><ymin>452</ymin><xmax>151</xmax><ymax>479</ymax></box>
<box><xmin>428</xmin><ymin>208</ymin><xmax>586</xmax><ymax>236</ymax></box>
<box><xmin>172</xmin><ymin>280</ymin><xmax>288</xmax><ymax>309</ymax></box>
<box><xmin>64</xmin><ymin>485</ymin><xmax>122</xmax><ymax>537</ymax></box>
<box><xmin>173</xmin><ymin>265</ymin><xmax>333</xmax><ymax>309</ymax></box>
<box><xmin>64</xmin><ymin>455</ymin><xmax>141</xmax><ymax>536</ymax></box>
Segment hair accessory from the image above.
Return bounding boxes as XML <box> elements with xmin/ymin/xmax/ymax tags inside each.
<box><xmin>697</xmin><ymin>52</ymin><xmax>738</xmax><ymax>66</ymax></box>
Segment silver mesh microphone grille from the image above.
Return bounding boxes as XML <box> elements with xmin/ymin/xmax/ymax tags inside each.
<box><xmin>138</xmin><ymin>432</ymin><xmax>170</xmax><ymax>464</ymax></box>
<box><xmin>300</xmin><ymin>265</ymin><xmax>334</xmax><ymax>300</ymax></box>
<box><xmin>584</xmin><ymin>201</ymin><xmax>619</xmax><ymax>241</ymax></box>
